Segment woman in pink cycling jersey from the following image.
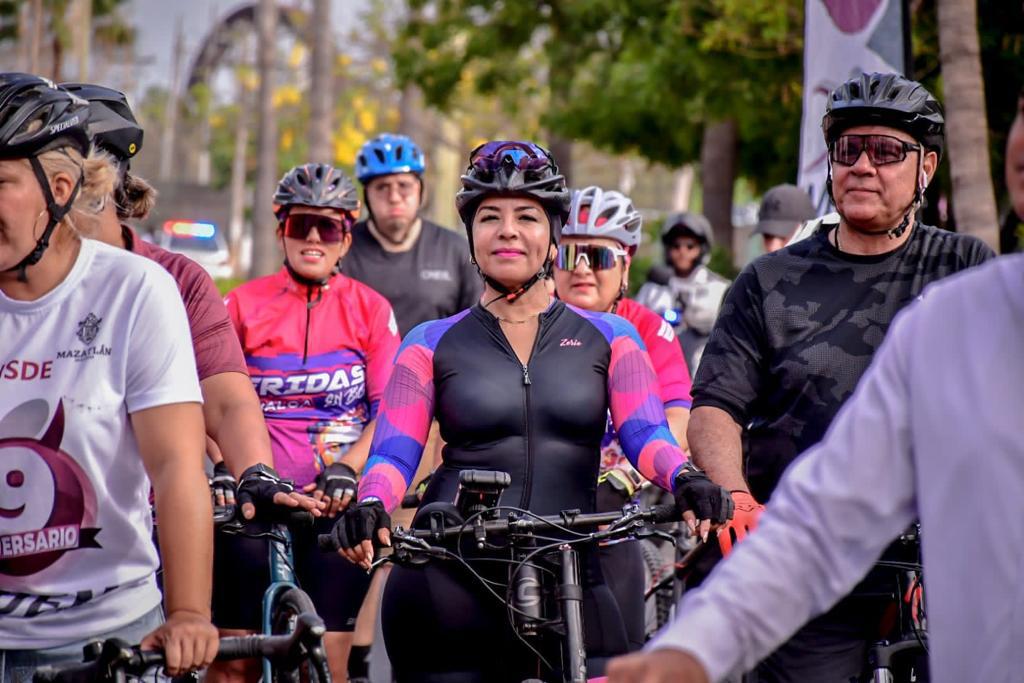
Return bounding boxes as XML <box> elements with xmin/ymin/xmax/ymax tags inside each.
<box><xmin>553</xmin><ymin>185</ymin><xmax>693</xmax><ymax>650</ymax></box>
<box><xmin>213</xmin><ymin>164</ymin><xmax>400</xmax><ymax>682</ymax></box>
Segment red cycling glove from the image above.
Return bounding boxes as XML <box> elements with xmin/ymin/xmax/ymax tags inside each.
<box><xmin>716</xmin><ymin>490</ymin><xmax>764</xmax><ymax>556</ymax></box>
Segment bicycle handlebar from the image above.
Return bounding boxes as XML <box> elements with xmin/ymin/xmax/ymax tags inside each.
<box><xmin>213</xmin><ymin>504</ymin><xmax>314</xmax><ymax>530</ymax></box>
<box><xmin>316</xmin><ymin>502</ymin><xmax>680</xmax><ymax>553</ymax></box>
<box><xmin>33</xmin><ymin>614</ymin><xmax>327</xmax><ymax>682</ymax></box>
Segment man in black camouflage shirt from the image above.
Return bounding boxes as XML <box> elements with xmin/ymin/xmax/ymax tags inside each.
<box><xmin>687</xmin><ymin>73</ymin><xmax>994</xmax><ymax>682</ymax></box>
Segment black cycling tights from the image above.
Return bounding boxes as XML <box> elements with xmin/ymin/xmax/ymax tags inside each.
<box><xmin>381</xmin><ymin>555</ymin><xmax>629</xmax><ymax>683</ymax></box>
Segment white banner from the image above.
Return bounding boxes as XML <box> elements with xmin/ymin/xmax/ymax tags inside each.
<box><xmin>798</xmin><ymin>0</ymin><xmax>907</xmax><ymax>215</ymax></box>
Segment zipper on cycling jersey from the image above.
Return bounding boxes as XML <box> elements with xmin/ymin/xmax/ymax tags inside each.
<box><xmin>519</xmin><ymin>315</ymin><xmax>544</xmax><ymax>509</ymax></box>
<box><xmin>303</xmin><ymin>286</ymin><xmax>321</xmax><ymax>364</ymax></box>
<box><xmin>485</xmin><ymin>304</ymin><xmax>549</xmax><ymax>509</ymax></box>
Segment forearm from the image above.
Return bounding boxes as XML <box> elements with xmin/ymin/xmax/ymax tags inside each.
<box><xmin>687</xmin><ymin>406</ymin><xmax>748</xmax><ymax>492</ymax></box>
<box><xmin>205</xmin><ymin>435</ymin><xmax>224</xmax><ymax>466</ymax></box>
<box><xmin>134</xmin><ymin>403</ymin><xmax>213</xmax><ymax>618</ymax></box>
<box><xmin>154</xmin><ymin>466</ymin><xmax>215</xmax><ymax>617</ymax></box>
<box><xmin>201</xmin><ymin>372</ymin><xmax>273</xmax><ymax>476</ymax></box>
<box><xmin>339</xmin><ymin>420</ymin><xmax>376</xmax><ymax>474</ymax></box>
<box><xmin>665</xmin><ymin>407</ymin><xmax>690</xmax><ymax>453</ymax></box>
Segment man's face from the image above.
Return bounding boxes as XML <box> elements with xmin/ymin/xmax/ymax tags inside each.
<box><xmin>831</xmin><ymin>124</ymin><xmax>937</xmax><ymax>232</ymax></box>
<box><xmin>365</xmin><ymin>172</ymin><xmax>421</xmax><ymax>237</ymax></box>
<box><xmin>1005</xmin><ymin>97</ymin><xmax>1024</xmax><ymax>219</ymax></box>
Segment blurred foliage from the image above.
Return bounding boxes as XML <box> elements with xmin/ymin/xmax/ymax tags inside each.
<box><xmin>0</xmin><ymin>0</ymin><xmax>135</xmax><ymax>76</ymax></box>
<box><xmin>910</xmin><ymin>0</ymin><xmax>1024</xmax><ymax>229</ymax></box>
<box><xmin>394</xmin><ymin>0</ymin><xmax>804</xmax><ymax>192</ymax></box>
<box><xmin>215</xmin><ymin>277</ymin><xmax>245</xmax><ymax>296</ymax></box>
<box><xmin>706</xmin><ymin>245</ymin><xmax>740</xmax><ymax>280</ymax></box>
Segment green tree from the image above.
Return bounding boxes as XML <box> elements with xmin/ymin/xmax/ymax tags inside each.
<box><xmin>392</xmin><ymin>0</ymin><xmax>805</xmax><ymax>252</ymax></box>
<box><xmin>0</xmin><ymin>0</ymin><xmax>134</xmax><ymax>80</ymax></box>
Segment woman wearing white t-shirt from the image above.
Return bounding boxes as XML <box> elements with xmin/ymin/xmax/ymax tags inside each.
<box><xmin>0</xmin><ymin>74</ymin><xmax>218</xmax><ymax>679</ymax></box>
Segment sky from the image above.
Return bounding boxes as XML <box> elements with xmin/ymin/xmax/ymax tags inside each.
<box><xmin>126</xmin><ymin>0</ymin><xmax>364</xmax><ymax>93</ymax></box>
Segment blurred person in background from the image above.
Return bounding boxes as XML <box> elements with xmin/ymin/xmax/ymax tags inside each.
<box><xmin>635</xmin><ymin>212</ymin><xmax>731</xmax><ymax>375</ymax></box>
<box><xmin>753</xmin><ymin>184</ymin><xmax>816</xmax><ymax>253</ymax></box>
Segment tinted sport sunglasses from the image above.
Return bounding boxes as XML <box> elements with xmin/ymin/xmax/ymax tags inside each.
<box><xmin>830</xmin><ymin>134</ymin><xmax>922</xmax><ymax>167</ymax></box>
<box><xmin>469</xmin><ymin>140</ymin><xmax>554</xmax><ymax>173</ymax></box>
<box><xmin>555</xmin><ymin>243</ymin><xmax>627</xmax><ymax>271</ymax></box>
<box><xmin>281</xmin><ymin>212</ymin><xmax>354</xmax><ymax>243</ymax></box>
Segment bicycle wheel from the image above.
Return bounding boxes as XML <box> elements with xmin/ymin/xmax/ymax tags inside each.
<box><xmin>269</xmin><ymin>587</ymin><xmax>326</xmax><ymax>683</ymax></box>
<box><xmin>640</xmin><ymin>539</ymin><xmax>675</xmax><ymax>635</ymax></box>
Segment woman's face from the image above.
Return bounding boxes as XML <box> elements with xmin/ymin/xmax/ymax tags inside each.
<box><xmin>552</xmin><ymin>235</ymin><xmax>628</xmax><ymax>312</ymax></box>
<box><xmin>279</xmin><ymin>205</ymin><xmax>352</xmax><ymax>281</ymax></box>
<box><xmin>0</xmin><ymin>159</ymin><xmax>48</xmax><ymax>272</ymax></box>
<box><xmin>472</xmin><ymin>196</ymin><xmax>553</xmax><ymax>290</ymax></box>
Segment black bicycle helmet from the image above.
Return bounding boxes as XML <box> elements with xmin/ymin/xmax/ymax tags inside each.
<box><xmin>273</xmin><ymin>163</ymin><xmax>360</xmax><ymax>218</ymax></box>
<box><xmin>821</xmin><ymin>72</ymin><xmax>945</xmax><ymax>158</ymax></box>
<box><xmin>0</xmin><ymin>73</ymin><xmax>90</xmax><ymax>159</ymax></box>
<box><xmin>661</xmin><ymin>212</ymin><xmax>713</xmax><ymax>266</ymax></box>
<box><xmin>60</xmin><ymin>82</ymin><xmax>143</xmax><ymax>166</ymax></box>
<box><xmin>0</xmin><ymin>73</ymin><xmax>90</xmax><ymax>279</ymax></box>
<box><xmin>455</xmin><ymin>140</ymin><xmax>571</xmax><ymax>231</ymax></box>
<box><xmin>455</xmin><ymin>141</ymin><xmax>571</xmax><ymax>302</ymax></box>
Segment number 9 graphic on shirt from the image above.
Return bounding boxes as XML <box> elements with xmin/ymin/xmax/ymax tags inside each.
<box><xmin>0</xmin><ymin>401</ymin><xmax>100</xmax><ymax>577</ymax></box>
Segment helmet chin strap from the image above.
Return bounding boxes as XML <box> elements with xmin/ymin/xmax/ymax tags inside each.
<box><xmin>6</xmin><ymin>156</ymin><xmax>82</xmax><ymax>283</ymax></box>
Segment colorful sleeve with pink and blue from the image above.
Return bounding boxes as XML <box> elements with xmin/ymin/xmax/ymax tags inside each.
<box><xmin>357</xmin><ymin>311</ymin><xmax>469</xmax><ymax>511</ymax></box>
<box><xmin>575</xmin><ymin>308</ymin><xmax>689</xmax><ymax>492</ymax></box>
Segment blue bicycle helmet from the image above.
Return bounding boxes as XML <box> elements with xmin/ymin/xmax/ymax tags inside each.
<box><xmin>355</xmin><ymin>133</ymin><xmax>425</xmax><ymax>183</ymax></box>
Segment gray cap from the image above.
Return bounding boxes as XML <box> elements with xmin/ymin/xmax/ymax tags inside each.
<box><xmin>756</xmin><ymin>184</ymin><xmax>816</xmax><ymax>238</ymax></box>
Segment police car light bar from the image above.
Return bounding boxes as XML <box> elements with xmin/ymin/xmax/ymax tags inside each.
<box><xmin>164</xmin><ymin>220</ymin><xmax>216</xmax><ymax>238</ymax></box>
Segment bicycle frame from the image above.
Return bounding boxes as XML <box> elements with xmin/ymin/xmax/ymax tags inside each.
<box><xmin>366</xmin><ymin>502</ymin><xmax>679</xmax><ymax>683</ymax></box>
<box><xmin>261</xmin><ymin>522</ymin><xmax>300</xmax><ymax>683</ymax></box>
<box><xmin>867</xmin><ymin>527</ymin><xmax>927</xmax><ymax>683</ymax></box>
<box><xmin>214</xmin><ymin>506</ymin><xmax>319</xmax><ymax>683</ymax></box>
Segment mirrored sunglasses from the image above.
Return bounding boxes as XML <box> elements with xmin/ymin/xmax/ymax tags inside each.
<box><xmin>282</xmin><ymin>212</ymin><xmax>353</xmax><ymax>243</ymax></box>
<box><xmin>555</xmin><ymin>243</ymin><xmax>627</xmax><ymax>271</ymax></box>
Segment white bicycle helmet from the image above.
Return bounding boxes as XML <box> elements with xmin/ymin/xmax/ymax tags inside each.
<box><xmin>563</xmin><ymin>186</ymin><xmax>643</xmax><ymax>252</ymax></box>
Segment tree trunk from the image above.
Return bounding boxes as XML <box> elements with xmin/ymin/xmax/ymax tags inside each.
<box><xmin>671</xmin><ymin>165</ymin><xmax>696</xmax><ymax>212</ymax></box>
<box><xmin>70</xmin><ymin>0</ymin><xmax>91</xmax><ymax>80</ymax></box>
<box><xmin>937</xmin><ymin>0</ymin><xmax>999</xmax><ymax>252</ymax></box>
<box><xmin>397</xmin><ymin>84</ymin><xmax>421</xmax><ymax>138</ymax></box>
<box><xmin>228</xmin><ymin>84</ymin><xmax>251</xmax><ymax>278</ymax></box>
<box><xmin>700</xmin><ymin>119</ymin><xmax>737</xmax><ymax>257</ymax></box>
<box><xmin>28</xmin><ymin>0</ymin><xmax>43</xmax><ymax>74</ymax></box>
<box><xmin>547</xmin><ymin>135</ymin><xmax>573</xmax><ymax>187</ymax></box>
<box><xmin>51</xmin><ymin>31</ymin><xmax>63</xmax><ymax>82</ymax></box>
<box><xmin>307</xmin><ymin>0</ymin><xmax>333</xmax><ymax>163</ymax></box>
<box><xmin>159</xmin><ymin>19</ymin><xmax>184</xmax><ymax>182</ymax></box>
<box><xmin>251</xmin><ymin>0</ymin><xmax>280</xmax><ymax>278</ymax></box>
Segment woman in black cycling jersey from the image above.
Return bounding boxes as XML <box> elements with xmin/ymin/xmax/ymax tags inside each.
<box><xmin>328</xmin><ymin>141</ymin><xmax>732</xmax><ymax>682</ymax></box>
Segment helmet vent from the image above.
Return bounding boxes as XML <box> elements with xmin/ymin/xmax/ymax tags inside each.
<box><xmin>373</xmin><ymin>149</ymin><xmax>386</xmax><ymax>164</ymax></box>
<box><xmin>395</xmin><ymin>145</ymin><xmax>404</xmax><ymax>159</ymax></box>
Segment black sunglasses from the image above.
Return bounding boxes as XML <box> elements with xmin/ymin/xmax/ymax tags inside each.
<box><xmin>830</xmin><ymin>134</ymin><xmax>922</xmax><ymax>167</ymax></box>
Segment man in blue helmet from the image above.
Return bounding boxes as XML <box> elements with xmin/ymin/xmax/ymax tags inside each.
<box><xmin>344</xmin><ymin>133</ymin><xmax>482</xmax><ymax>336</ymax></box>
